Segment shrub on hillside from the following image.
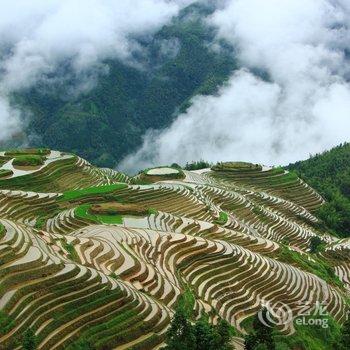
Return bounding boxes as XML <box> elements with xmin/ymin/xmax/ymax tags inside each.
<box><xmin>22</xmin><ymin>328</ymin><xmax>37</xmax><ymax>350</ymax></box>
<box><xmin>212</xmin><ymin>161</ymin><xmax>262</xmax><ymax>172</ymax></box>
<box><xmin>337</xmin><ymin>317</ymin><xmax>350</xmax><ymax>350</ymax></box>
<box><xmin>13</xmin><ymin>155</ymin><xmax>45</xmax><ymax>167</ymax></box>
<box><xmin>163</xmin><ymin>292</ymin><xmax>235</xmax><ymax>350</ymax></box>
<box><xmin>288</xmin><ymin>142</ymin><xmax>350</xmax><ymax>237</ymax></box>
<box><xmin>5</xmin><ymin>148</ymin><xmax>50</xmax><ymax>156</ymax></box>
<box><xmin>0</xmin><ymin>169</ymin><xmax>13</xmax><ymax>178</ymax></box>
<box><xmin>184</xmin><ymin>160</ymin><xmax>211</xmax><ymax>170</ymax></box>
<box><xmin>309</xmin><ymin>236</ymin><xmax>325</xmax><ymax>254</ymax></box>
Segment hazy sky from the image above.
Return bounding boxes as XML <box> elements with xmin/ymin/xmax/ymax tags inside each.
<box><xmin>0</xmin><ymin>0</ymin><xmax>349</xmax><ymax>171</ymax></box>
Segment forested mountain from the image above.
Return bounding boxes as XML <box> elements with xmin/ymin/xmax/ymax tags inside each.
<box><xmin>288</xmin><ymin>143</ymin><xmax>350</xmax><ymax>237</ymax></box>
<box><xmin>12</xmin><ymin>3</ymin><xmax>236</xmax><ymax>167</ymax></box>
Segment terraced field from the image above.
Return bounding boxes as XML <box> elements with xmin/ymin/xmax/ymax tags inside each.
<box><xmin>0</xmin><ymin>151</ymin><xmax>348</xmax><ymax>349</ymax></box>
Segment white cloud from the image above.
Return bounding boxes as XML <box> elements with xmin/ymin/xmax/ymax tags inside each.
<box><xmin>120</xmin><ymin>0</ymin><xmax>350</xmax><ymax>173</ymax></box>
<box><xmin>0</xmin><ymin>0</ymin><xmax>192</xmax><ymax>141</ymax></box>
<box><xmin>0</xmin><ymin>96</ymin><xmax>22</xmax><ymax>141</ymax></box>
<box><xmin>0</xmin><ymin>0</ymin><xmax>193</xmax><ymax>90</ymax></box>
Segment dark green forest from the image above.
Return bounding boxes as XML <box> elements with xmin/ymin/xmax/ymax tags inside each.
<box><xmin>163</xmin><ymin>303</ymin><xmax>350</xmax><ymax>350</ymax></box>
<box><xmin>288</xmin><ymin>143</ymin><xmax>350</xmax><ymax>238</ymax></box>
<box><xmin>12</xmin><ymin>3</ymin><xmax>236</xmax><ymax>167</ymax></box>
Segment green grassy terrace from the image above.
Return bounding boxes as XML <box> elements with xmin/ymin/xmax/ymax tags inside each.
<box><xmin>12</xmin><ymin>155</ymin><xmax>45</xmax><ymax>167</ymax></box>
<box><xmin>213</xmin><ymin>211</ymin><xmax>228</xmax><ymax>225</ymax></box>
<box><xmin>60</xmin><ymin>184</ymin><xmax>128</xmax><ymax>201</ymax></box>
<box><xmin>75</xmin><ymin>204</ymin><xmax>123</xmax><ymax>225</ymax></box>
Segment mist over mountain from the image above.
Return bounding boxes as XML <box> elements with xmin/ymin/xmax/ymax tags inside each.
<box><xmin>1</xmin><ymin>3</ymin><xmax>350</xmax><ymax>348</ymax></box>
<box><xmin>121</xmin><ymin>0</ymin><xmax>350</xmax><ymax>172</ymax></box>
<box><xmin>0</xmin><ymin>0</ymin><xmax>349</xmax><ymax>172</ymax></box>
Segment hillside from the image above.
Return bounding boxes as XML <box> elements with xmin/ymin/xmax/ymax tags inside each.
<box><xmin>0</xmin><ymin>149</ymin><xmax>349</xmax><ymax>349</ymax></box>
<box><xmin>11</xmin><ymin>3</ymin><xmax>236</xmax><ymax>167</ymax></box>
<box><xmin>288</xmin><ymin>143</ymin><xmax>350</xmax><ymax>238</ymax></box>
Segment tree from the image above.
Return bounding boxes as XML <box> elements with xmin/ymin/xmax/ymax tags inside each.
<box><xmin>244</xmin><ymin>308</ymin><xmax>275</xmax><ymax>350</ymax></box>
<box><xmin>184</xmin><ymin>160</ymin><xmax>211</xmax><ymax>171</ymax></box>
<box><xmin>216</xmin><ymin>318</ymin><xmax>234</xmax><ymax>350</ymax></box>
<box><xmin>164</xmin><ymin>297</ymin><xmax>234</xmax><ymax>350</ymax></box>
<box><xmin>171</xmin><ymin>163</ymin><xmax>182</xmax><ymax>169</ymax></box>
<box><xmin>193</xmin><ymin>317</ymin><xmax>217</xmax><ymax>350</ymax></box>
<box><xmin>164</xmin><ymin>305</ymin><xmax>196</xmax><ymax>350</ymax></box>
<box><xmin>22</xmin><ymin>328</ymin><xmax>36</xmax><ymax>350</ymax></box>
<box><xmin>309</xmin><ymin>236</ymin><xmax>324</xmax><ymax>254</ymax></box>
<box><xmin>288</xmin><ymin>142</ymin><xmax>350</xmax><ymax>238</ymax></box>
<box><xmin>338</xmin><ymin>316</ymin><xmax>350</xmax><ymax>350</ymax></box>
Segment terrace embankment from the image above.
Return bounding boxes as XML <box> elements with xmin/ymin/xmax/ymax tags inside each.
<box><xmin>90</xmin><ymin>202</ymin><xmax>150</xmax><ymax>216</ymax></box>
<box><xmin>0</xmin><ymin>150</ymin><xmax>348</xmax><ymax>350</ymax></box>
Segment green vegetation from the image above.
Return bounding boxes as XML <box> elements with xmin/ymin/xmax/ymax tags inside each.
<box><xmin>170</xmin><ymin>163</ymin><xmax>182</xmax><ymax>169</ymax></box>
<box><xmin>164</xmin><ymin>292</ymin><xmax>235</xmax><ymax>350</ymax></box>
<box><xmin>0</xmin><ymin>222</ymin><xmax>5</xmax><ymax>238</ymax></box>
<box><xmin>265</xmin><ymin>171</ymin><xmax>298</xmax><ymax>185</ymax></box>
<box><xmin>22</xmin><ymin>328</ymin><xmax>37</xmax><ymax>350</ymax></box>
<box><xmin>75</xmin><ymin>204</ymin><xmax>123</xmax><ymax>225</ymax></box>
<box><xmin>338</xmin><ymin>316</ymin><xmax>350</xmax><ymax>350</ymax></box>
<box><xmin>66</xmin><ymin>304</ymin><xmax>140</xmax><ymax>350</ymax></box>
<box><xmin>0</xmin><ymin>146</ymin><xmax>348</xmax><ymax>350</ymax></box>
<box><xmin>110</xmin><ymin>272</ymin><xmax>119</xmax><ymax>279</ymax></box>
<box><xmin>147</xmin><ymin>207</ymin><xmax>158</xmax><ymax>215</ymax></box>
<box><xmin>0</xmin><ymin>155</ymin><xmax>74</xmax><ymax>192</ymax></box>
<box><xmin>278</xmin><ymin>245</ymin><xmax>342</xmax><ymax>289</ymax></box>
<box><xmin>212</xmin><ymin>161</ymin><xmax>262</xmax><ymax>172</ymax></box>
<box><xmin>15</xmin><ymin>2</ymin><xmax>236</xmax><ymax>167</ymax></box>
<box><xmin>5</xmin><ymin>148</ymin><xmax>50</xmax><ymax>156</ymax></box>
<box><xmin>0</xmin><ymin>311</ymin><xmax>15</xmax><ymax>336</ymax></box>
<box><xmin>34</xmin><ymin>217</ymin><xmax>46</xmax><ymax>230</ymax></box>
<box><xmin>214</xmin><ymin>211</ymin><xmax>228</xmax><ymax>225</ymax></box>
<box><xmin>13</xmin><ymin>155</ymin><xmax>45</xmax><ymax>167</ymax></box>
<box><xmin>61</xmin><ymin>240</ymin><xmax>79</xmax><ymax>262</ymax></box>
<box><xmin>309</xmin><ymin>236</ymin><xmax>325</xmax><ymax>254</ymax></box>
<box><xmin>90</xmin><ymin>202</ymin><xmax>154</xmax><ymax>216</ymax></box>
<box><xmin>275</xmin><ymin>315</ymin><xmax>341</xmax><ymax>350</ymax></box>
<box><xmin>244</xmin><ymin>309</ymin><xmax>343</xmax><ymax>350</ymax></box>
<box><xmin>60</xmin><ymin>183</ymin><xmax>127</xmax><ymax>201</ymax></box>
<box><xmin>268</xmin><ymin>166</ymin><xmax>285</xmax><ymax>176</ymax></box>
<box><xmin>288</xmin><ymin>143</ymin><xmax>350</xmax><ymax>237</ymax></box>
<box><xmin>0</xmin><ymin>169</ymin><xmax>13</xmax><ymax>178</ymax></box>
<box><xmin>184</xmin><ymin>160</ymin><xmax>212</xmax><ymax>170</ymax></box>
<box><xmin>244</xmin><ymin>308</ymin><xmax>275</xmax><ymax>350</ymax></box>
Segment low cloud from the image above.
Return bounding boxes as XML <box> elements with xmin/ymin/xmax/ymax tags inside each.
<box><xmin>0</xmin><ymin>0</ymin><xmax>192</xmax><ymax>142</ymax></box>
<box><xmin>0</xmin><ymin>96</ymin><xmax>21</xmax><ymax>141</ymax></box>
<box><xmin>120</xmin><ymin>0</ymin><xmax>350</xmax><ymax>173</ymax></box>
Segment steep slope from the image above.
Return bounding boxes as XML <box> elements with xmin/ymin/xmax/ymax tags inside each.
<box><xmin>288</xmin><ymin>142</ymin><xmax>350</xmax><ymax>237</ymax></box>
<box><xmin>0</xmin><ymin>150</ymin><xmax>348</xmax><ymax>350</ymax></box>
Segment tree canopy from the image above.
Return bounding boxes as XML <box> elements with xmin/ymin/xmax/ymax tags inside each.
<box><xmin>288</xmin><ymin>143</ymin><xmax>350</xmax><ymax>237</ymax></box>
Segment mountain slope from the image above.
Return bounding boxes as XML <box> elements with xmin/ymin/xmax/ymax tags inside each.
<box><xmin>0</xmin><ymin>149</ymin><xmax>348</xmax><ymax>350</ymax></box>
<box><xmin>13</xmin><ymin>3</ymin><xmax>236</xmax><ymax>167</ymax></box>
<box><xmin>288</xmin><ymin>143</ymin><xmax>350</xmax><ymax>237</ymax></box>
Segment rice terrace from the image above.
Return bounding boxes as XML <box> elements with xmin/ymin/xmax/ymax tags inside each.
<box><xmin>0</xmin><ymin>148</ymin><xmax>348</xmax><ymax>349</ymax></box>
